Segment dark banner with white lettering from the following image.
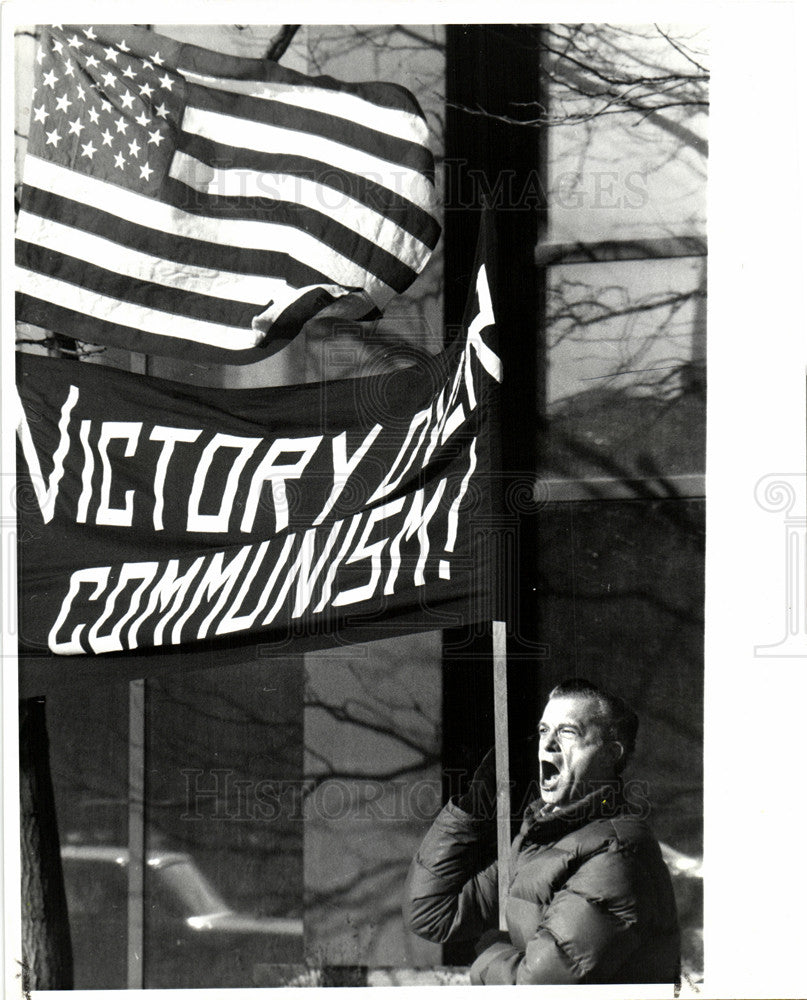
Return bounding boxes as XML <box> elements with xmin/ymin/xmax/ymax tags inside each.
<box><xmin>16</xmin><ymin>256</ymin><xmax>502</xmax><ymax>661</ymax></box>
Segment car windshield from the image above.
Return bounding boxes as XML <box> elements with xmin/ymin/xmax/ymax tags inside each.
<box><xmin>151</xmin><ymin>859</ymin><xmax>228</xmax><ymax>917</ymax></box>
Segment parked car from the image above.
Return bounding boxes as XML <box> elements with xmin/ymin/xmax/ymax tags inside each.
<box><xmin>61</xmin><ymin>844</ymin><xmax>303</xmax><ymax>989</ymax></box>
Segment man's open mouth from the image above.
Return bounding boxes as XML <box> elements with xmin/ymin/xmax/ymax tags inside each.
<box><xmin>540</xmin><ymin>759</ymin><xmax>560</xmax><ymax>790</ymax></box>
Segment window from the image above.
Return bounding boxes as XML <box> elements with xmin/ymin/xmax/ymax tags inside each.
<box><xmin>540</xmin><ymin>23</ymin><xmax>708</xmax><ymax>495</ymax></box>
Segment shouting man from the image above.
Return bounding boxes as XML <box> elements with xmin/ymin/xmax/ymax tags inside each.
<box><xmin>404</xmin><ymin>678</ymin><xmax>680</xmax><ymax>985</ymax></box>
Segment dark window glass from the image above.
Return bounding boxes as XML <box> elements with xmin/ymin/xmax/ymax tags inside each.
<box><xmin>143</xmin><ymin>657</ymin><xmax>304</xmax><ymax>989</ymax></box>
<box><xmin>47</xmin><ymin>683</ymin><xmax>130</xmax><ymax>990</ymax></box>
<box><xmin>304</xmin><ymin>631</ymin><xmax>443</xmax><ymax>969</ymax></box>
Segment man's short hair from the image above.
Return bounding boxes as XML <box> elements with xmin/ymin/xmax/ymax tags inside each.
<box><xmin>548</xmin><ymin>677</ymin><xmax>639</xmax><ymax>773</ymax></box>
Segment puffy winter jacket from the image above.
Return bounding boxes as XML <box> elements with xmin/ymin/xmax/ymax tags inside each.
<box><xmin>404</xmin><ymin>786</ymin><xmax>679</xmax><ymax>985</ymax></box>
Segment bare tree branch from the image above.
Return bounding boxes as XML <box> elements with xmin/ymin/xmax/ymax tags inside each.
<box><xmin>549</xmin><ymin>58</ymin><xmax>708</xmax><ymax>156</ymax></box>
<box><xmin>654</xmin><ymin>24</ymin><xmax>709</xmax><ymax>74</ymax></box>
<box><xmin>305</xmin><ymin>698</ymin><xmax>434</xmax><ymax>759</ymax></box>
<box><xmin>266</xmin><ymin>25</ymin><xmax>300</xmax><ymax>62</ymax></box>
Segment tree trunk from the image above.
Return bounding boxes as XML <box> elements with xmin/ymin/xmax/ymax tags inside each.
<box><xmin>19</xmin><ymin>697</ymin><xmax>73</xmax><ymax>990</ymax></box>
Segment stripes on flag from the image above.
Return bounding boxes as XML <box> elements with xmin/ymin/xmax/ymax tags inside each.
<box><xmin>168</xmin><ymin>152</ymin><xmax>433</xmax><ymax>272</ymax></box>
<box><xmin>16</xmin><ymin>24</ymin><xmax>441</xmax><ymax>364</ymax></box>
<box><xmin>178</xmin><ymin>69</ymin><xmax>432</xmax><ymax>146</ymax></box>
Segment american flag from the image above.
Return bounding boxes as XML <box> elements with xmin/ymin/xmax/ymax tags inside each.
<box><xmin>16</xmin><ymin>25</ymin><xmax>441</xmax><ymax>364</ymax></box>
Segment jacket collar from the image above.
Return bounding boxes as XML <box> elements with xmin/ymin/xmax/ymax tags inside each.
<box><xmin>519</xmin><ymin>781</ymin><xmax>625</xmax><ymax>845</ymax></box>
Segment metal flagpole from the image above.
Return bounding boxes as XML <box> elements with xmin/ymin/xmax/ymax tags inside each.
<box><xmin>492</xmin><ymin>619</ymin><xmax>510</xmax><ymax>930</ymax></box>
<box><xmin>127</xmin><ymin>679</ymin><xmax>145</xmax><ymax>989</ymax></box>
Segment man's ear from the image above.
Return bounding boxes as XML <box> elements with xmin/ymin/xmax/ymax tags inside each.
<box><xmin>609</xmin><ymin>741</ymin><xmax>625</xmax><ymax>767</ymax></box>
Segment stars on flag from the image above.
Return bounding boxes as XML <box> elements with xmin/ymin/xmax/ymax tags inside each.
<box><xmin>29</xmin><ymin>25</ymin><xmax>178</xmax><ymax>193</ymax></box>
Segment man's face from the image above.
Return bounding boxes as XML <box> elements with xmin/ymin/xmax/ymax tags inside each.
<box><xmin>537</xmin><ymin>694</ymin><xmax>620</xmax><ymax>807</ymax></box>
